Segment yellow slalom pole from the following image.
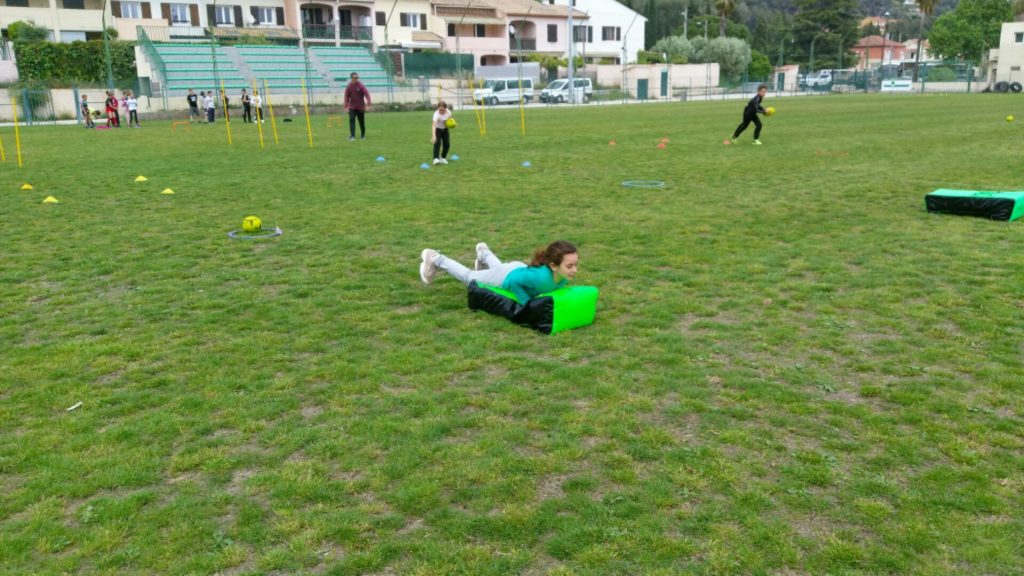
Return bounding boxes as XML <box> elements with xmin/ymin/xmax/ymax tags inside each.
<box><xmin>220</xmin><ymin>81</ymin><xmax>233</xmax><ymax>145</ymax></box>
<box><xmin>12</xmin><ymin>97</ymin><xmax>23</xmax><ymax>167</ymax></box>
<box><xmin>251</xmin><ymin>79</ymin><xmax>265</xmax><ymax>149</ymax></box>
<box><xmin>469</xmin><ymin>78</ymin><xmax>483</xmax><ymax>137</ymax></box>
<box><xmin>263</xmin><ymin>79</ymin><xmax>279</xmax><ymax>144</ymax></box>
<box><xmin>437</xmin><ymin>82</ymin><xmax>442</xmax><ymax>101</ymax></box>
<box><xmin>302</xmin><ymin>78</ymin><xmax>313</xmax><ymax>148</ymax></box>
<box><xmin>478</xmin><ymin>78</ymin><xmax>487</xmax><ymax>136</ymax></box>
<box><xmin>0</xmin><ymin>126</ymin><xmax>6</xmax><ymax>162</ymax></box>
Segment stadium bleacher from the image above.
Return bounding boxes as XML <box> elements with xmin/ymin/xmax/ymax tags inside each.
<box><xmin>235</xmin><ymin>45</ymin><xmax>331</xmax><ymax>90</ymax></box>
<box><xmin>309</xmin><ymin>46</ymin><xmax>393</xmax><ymax>89</ymax></box>
<box><xmin>155</xmin><ymin>44</ymin><xmax>249</xmax><ymax>92</ymax></box>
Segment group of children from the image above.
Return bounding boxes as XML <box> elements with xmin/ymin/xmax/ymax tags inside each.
<box><xmin>80</xmin><ymin>90</ymin><xmax>140</xmax><ymax>129</ymax></box>
<box><xmin>185</xmin><ymin>88</ymin><xmax>263</xmax><ymax>124</ymax></box>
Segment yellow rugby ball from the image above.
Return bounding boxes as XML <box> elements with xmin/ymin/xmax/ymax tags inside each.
<box><xmin>765</xmin><ymin>106</ymin><xmax>776</xmax><ymax>117</ymax></box>
<box><xmin>242</xmin><ymin>215</ymin><xmax>262</xmax><ymax>232</ymax></box>
<box><xmin>445</xmin><ymin>117</ymin><xmax>457</xmax><ymax>129</ymax></box>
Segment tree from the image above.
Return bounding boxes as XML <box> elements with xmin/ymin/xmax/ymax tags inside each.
<box><xmin>652</xmin><ymin>34</ymin><xmax>695</xmax><ymax>61</ymax></box>
<box><xmin>7</xmin><ymin>21</ymin><xmax>50</xmax><ymax>43</ymax></box>
<box><xmin>913</xmin><ymin>0</ymin><xmax>937</xmax><ymax>81</ymax></box>
<box><xmin>748</xmin><ymin>49</ymin><xmax>772</xmax><ymax>78</ymax></box>
<box><xmin>792</xmin><ymin>0</ymin><xmax>860</xmax><ymax>72</ymax></box>
<box><xmin>715</xmin><ymin>0</ymin><xmax>736</xmax><ymax>37</ymax></box>
<box><xmin>928</xmin><ymin>0</ymin><xmax>1013</xmax><ymax>61</ymax></box>
<box><xmin>528</xmin><ymin>54</ymin><xmax>567</xmax><ymax>80</ymax></box>
<box><xmin>704</xmin><ymin>36</ymin><xmax>752</xmax><ymax>80</ymax></box>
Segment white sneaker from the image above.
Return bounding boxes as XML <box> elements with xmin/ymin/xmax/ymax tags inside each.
<box><xmin>439</xmin><ymin>158</ymin><xmax>448</xmax><ymax>165</ymax></box>
<box><xmin>420</xmin><ymin>249</ymin><xmax>440</xmax><ymax>284</ymax></box>
<box><xmin>432</xmin><ymin>158</ymin><xmax>440</xmax><ymax>165</ymax></box>
<box><xmin>474</xmin><ymin>242</ymin><xmax>490</xmax><ymax>271</ymax></box>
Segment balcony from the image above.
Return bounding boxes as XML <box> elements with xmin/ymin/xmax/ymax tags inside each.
<box><xmin>302</xmin><ymin>24</ymin><xmax>372</xmax><ymax>42</ymax></box>
<box><xmin>509</xmin><ymin>38</ymin><xmax>536</xmax><ymax>51</ymax></box>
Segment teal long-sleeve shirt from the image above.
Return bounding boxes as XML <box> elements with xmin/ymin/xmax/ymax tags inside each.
<box><xmin>501</xmin><ymin>265</ymin><xmax>567</xmax><ymax>304</ymax></box>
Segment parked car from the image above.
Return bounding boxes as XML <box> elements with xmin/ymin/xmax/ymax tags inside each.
<box><xmin>473</xmin><ymin>78</ymin><xmax>534</xmax><ymax>105</ymax></box>
<box><xmin>803</xmin><ymin>70</ymin><xmax>833</xmax><ymax>88</ymax></box>
<box><xmin>539</xmin><ymin>78</ymin><xmax>593</xmax><ymax>103</ymax></box>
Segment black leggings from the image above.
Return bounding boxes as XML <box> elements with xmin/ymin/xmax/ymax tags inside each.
<box><xmin>243</xmin><ymin>104</ymin><xmax>251</xmax><ymax>123</ymax></box>
<box><xmin>129</xmin><ymin>110</ymin><xmax>138</xmax><ymax>126</ymax></box>
<box><xmin>349</xmin><ymin>109</ymin><xmax>365</xmax><ymax>137</ymax></box>
<box><xmin>733</xmin><ymin>110</ymin><xmax>762</xmax><ymax>140</ymax></box>
<box><xmin>433</xmin><ymin>127</ymin><xmax>450</xmax><ymax>159</ymax></box>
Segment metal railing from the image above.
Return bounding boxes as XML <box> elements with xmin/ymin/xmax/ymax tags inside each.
<box><xmin>509</xmin><ymin>38</ymin><xmax>537</xmax><ymax>51</ymax></box>
<box><xmin>303</xmin><ymin>24</ymin><xmax>372</xmax><ymax>42</ymax></box>
<box><xmin>137</xmin><ymin>26</ymin><xmax>168</xmax><ymax>103</ymax></box>
<box><xmin>303</xmin><ymin>24</ymin><xmax>335</xmax><ymax>40</ymax></box>
<box><xmin>340</xmin><ymin>25</ymin><xmax>372</xmax><ymax>42</ymax></box>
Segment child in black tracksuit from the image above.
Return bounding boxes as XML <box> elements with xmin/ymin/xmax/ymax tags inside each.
<box><xmin>732</xmin><ymin>84</ymin><xmax>768</xmax><ymax>145</ymax></box>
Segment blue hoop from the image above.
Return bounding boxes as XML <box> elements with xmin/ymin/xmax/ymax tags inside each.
<box><xmin>228</xmin><ymin>226</ymin><xmax>283</xmax><ymax>240</ymax></box>
<box><xmin>622</xmin><ymin>180</ymin><xmax>666</xmax><ymax>188</ymax></box>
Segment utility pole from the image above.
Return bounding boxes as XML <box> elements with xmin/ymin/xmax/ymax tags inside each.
<box><xmin>454</xmin><ymin>0</ymin><xmax>473</xmax><ymax>110</ymax></box>
<box><xmin>101</xmin><ymin>0</ymin><xmax>115</xmax><ymax>90</ymax></box>
<box><xmin>567</xmin><ymin>2</ymin><xmax>575</xmax><ymax>104</ymax></box>
<box><xmin>682</xmin><ymin>7</ymin><xmax>688</xmax><ymax>38</ymax></box>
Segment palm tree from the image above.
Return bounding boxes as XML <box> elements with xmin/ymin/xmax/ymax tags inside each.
<box><xmin>913</xmin><ymin>0</ymin><xmax>936</xmax><ymax>82</ymax></box>
<box><xmin>715</xmin><ymin>0</ymin><xmax>735</xmax><ymax>37</ymax></box>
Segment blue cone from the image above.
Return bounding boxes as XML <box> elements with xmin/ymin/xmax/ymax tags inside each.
<box><xmin>420</xmin><ymin>163</ymin><xmax>430</xmax><ymax>169</ymax></box>
<box><xmin>376</xmin><ymin>156</ymin><xmax>386</xmax><ymax>162</ymax></box>
<box><xmin>450</xmin><ymin>154</ymin><xmax>460</xmax><ymax>161</ymax></box>
<box><xmin>522</xmin><ymin>161</ymin><xmax>532</xmax><ymax>167</ymax></box>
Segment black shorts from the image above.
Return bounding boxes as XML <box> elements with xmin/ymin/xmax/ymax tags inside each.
<box><xmin>189</xmin><ymin>106</ymin><xmax>199</xmax><ymax>116</ymax></box>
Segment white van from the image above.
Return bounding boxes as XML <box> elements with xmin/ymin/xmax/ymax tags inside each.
<box><xmin>539</xmin><ymin>78</ymin><xmax>593</xmax><ymax>103</ymax></box>
<box><xmin>473</xmin><ymin>78</ymin><xmax>534</xmax><ymax>105</ymax></box>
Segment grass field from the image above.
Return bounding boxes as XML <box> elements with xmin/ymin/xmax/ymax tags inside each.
<box><xmin>1</xmin><ymin>94</ymin><xmax>1023</xmax><ymax>575</ymax></box>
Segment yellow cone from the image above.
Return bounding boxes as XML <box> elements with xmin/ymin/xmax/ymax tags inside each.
<box><xmin>161</xmin><ymin>188</ymin><xmax>175</xmax><ymax>195</ymax></box>
<box><xmin>135</xmin><ymin>175</ymin><xmax>148</xmax><ymax>182</ymax></box>
<box><xmin>42</xmin><ymin>196</ymin><xmax>59</xmax><ymax>204</ymax></box>
<box><xmin>21</xmin><ymin>183</ymin><xmax>33</xmax><ymax>190</ymax></box>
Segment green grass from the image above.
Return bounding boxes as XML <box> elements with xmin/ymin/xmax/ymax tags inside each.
<box><xmin>1</xmin><ymin>94</ymin><xmax>1022</xmax><ymax>575</ymax></box>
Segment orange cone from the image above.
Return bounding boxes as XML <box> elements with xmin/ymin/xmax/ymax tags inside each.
<box><xmin>608</xmin><ymin>140</ymin><xmax>616</xmax><ymax>146</ymax></box>
<box><xmin>656</xmin><ymin>143</ymin><xmax>666</xmax><ymax>149</ymax></box>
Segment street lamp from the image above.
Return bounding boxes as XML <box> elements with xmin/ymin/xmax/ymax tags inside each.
<box><xmin>101</xmin><ymin>0</ymin><xmax>115</xmax><ymax>90</ymax></box>
<box><xmin>700</xmin><ymin>19</ymin><xmax>708</xmax><ymax>97</ymax></box>
<box><xmin>207</xmin><ymin>0</ymin><xmax>222</xmax><ymax>103</ymax></box>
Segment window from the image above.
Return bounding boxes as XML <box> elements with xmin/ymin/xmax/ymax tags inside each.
<box><xmin>602</xmin><ymin>26</ymin><xmax>620</xmax><ymax>41</ymax></box>
<box><xmin>399</xmin><ymin>12</ymin><xmax>421</xmax><ymax>28</ymax></box>
<box><xmin>573</xmin><ymin>25</ymin><xmax>592</xmax><ymax>43</ymax></box>
<box><xmin>547</xmin><ymin>24</ymin><xmax>557</xmax><ymax>43</ymax></box>
<box><xmin>474</xmin><ymin>24</ymin><xmax>485</xmax><ymax>37</ymax></box>
<box><xmin>375</xmin><ymin>11</ymin><xmax>386</xmax><ymax>25</ymax></box>
<box><xmin>1016</xmin><ymin>32</ymin><xmax>1024</xmax><ymax>43</ymax></box>
<box><xmin>256</xmin><ymin>7</ymin><xmax>274</xmax><ymax>24</ymax></box>
<box><xmin>120</xmin><ymin>1</ymin><xmax>142</xmax><ymax>18</ymax></box>
<box><xmin>170</xmin><ymin>3</ymin><xmax>189</xmax><ymax>24</ymax></box>
<box><xmin>215</xmin><ymin>5</ymin><xmax>233</xmax><ymax>25</ymax></box>
<box><xmin>6</xmin><ymin>0</ymin><xmax>29</xmax><ymax>6</ymax></box>
<box><xmin>447</xmin><ymin>23</ymin><xmax>455</xmax><ymax>37</ymax></box>
<box><xmin>62</xmin><ymin>0</ymin><xmax>85</xmax><ymax>8</ymax></box>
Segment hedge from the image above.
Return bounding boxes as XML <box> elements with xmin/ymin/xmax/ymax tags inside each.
<box><xmin>14</xmin><ymin>40</ymin><xmax>137</xmax><ymax>86</ymax></box>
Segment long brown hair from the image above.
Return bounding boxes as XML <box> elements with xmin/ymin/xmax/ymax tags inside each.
<box><xmin>530</xmin><ymin>240</ymin><xmax>577</xmax><ymax>267</ymax></box>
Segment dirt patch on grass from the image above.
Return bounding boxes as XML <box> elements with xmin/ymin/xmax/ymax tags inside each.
<box><xmin>537</xmin><ymin>474</ymin><xmax>568</xmax><ymax>501</ymax></box>
<box><xmin>392</xmin><ymin>305</ymin><xmax>422</xmax><ymax>316</ymax></box>
<box><xmin>396</xmin><ymin>517</ymin><xmax>426</xmax><ymax>535</ymax></box>
<box><xmin>226</xmin><ymin>468</ymin><xmax>258</xmax><ymax>496</ymax></box>
<box><xmin>301</xmin><ymin>405</ymin><xmax>323</xmax><ymax>419</ymax></box>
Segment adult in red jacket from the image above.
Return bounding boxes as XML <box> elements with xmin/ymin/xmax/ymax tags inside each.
<box><xmin>343</xmin><ymin>72</ymin><xmax>372</xmax><ymax>140</ymax></box>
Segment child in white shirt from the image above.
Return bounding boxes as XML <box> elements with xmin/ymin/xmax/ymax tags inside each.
<box><xmin>430</xmin><ymin>100</ymin><xmax>453</xmax><ymax>165</ymax></box>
